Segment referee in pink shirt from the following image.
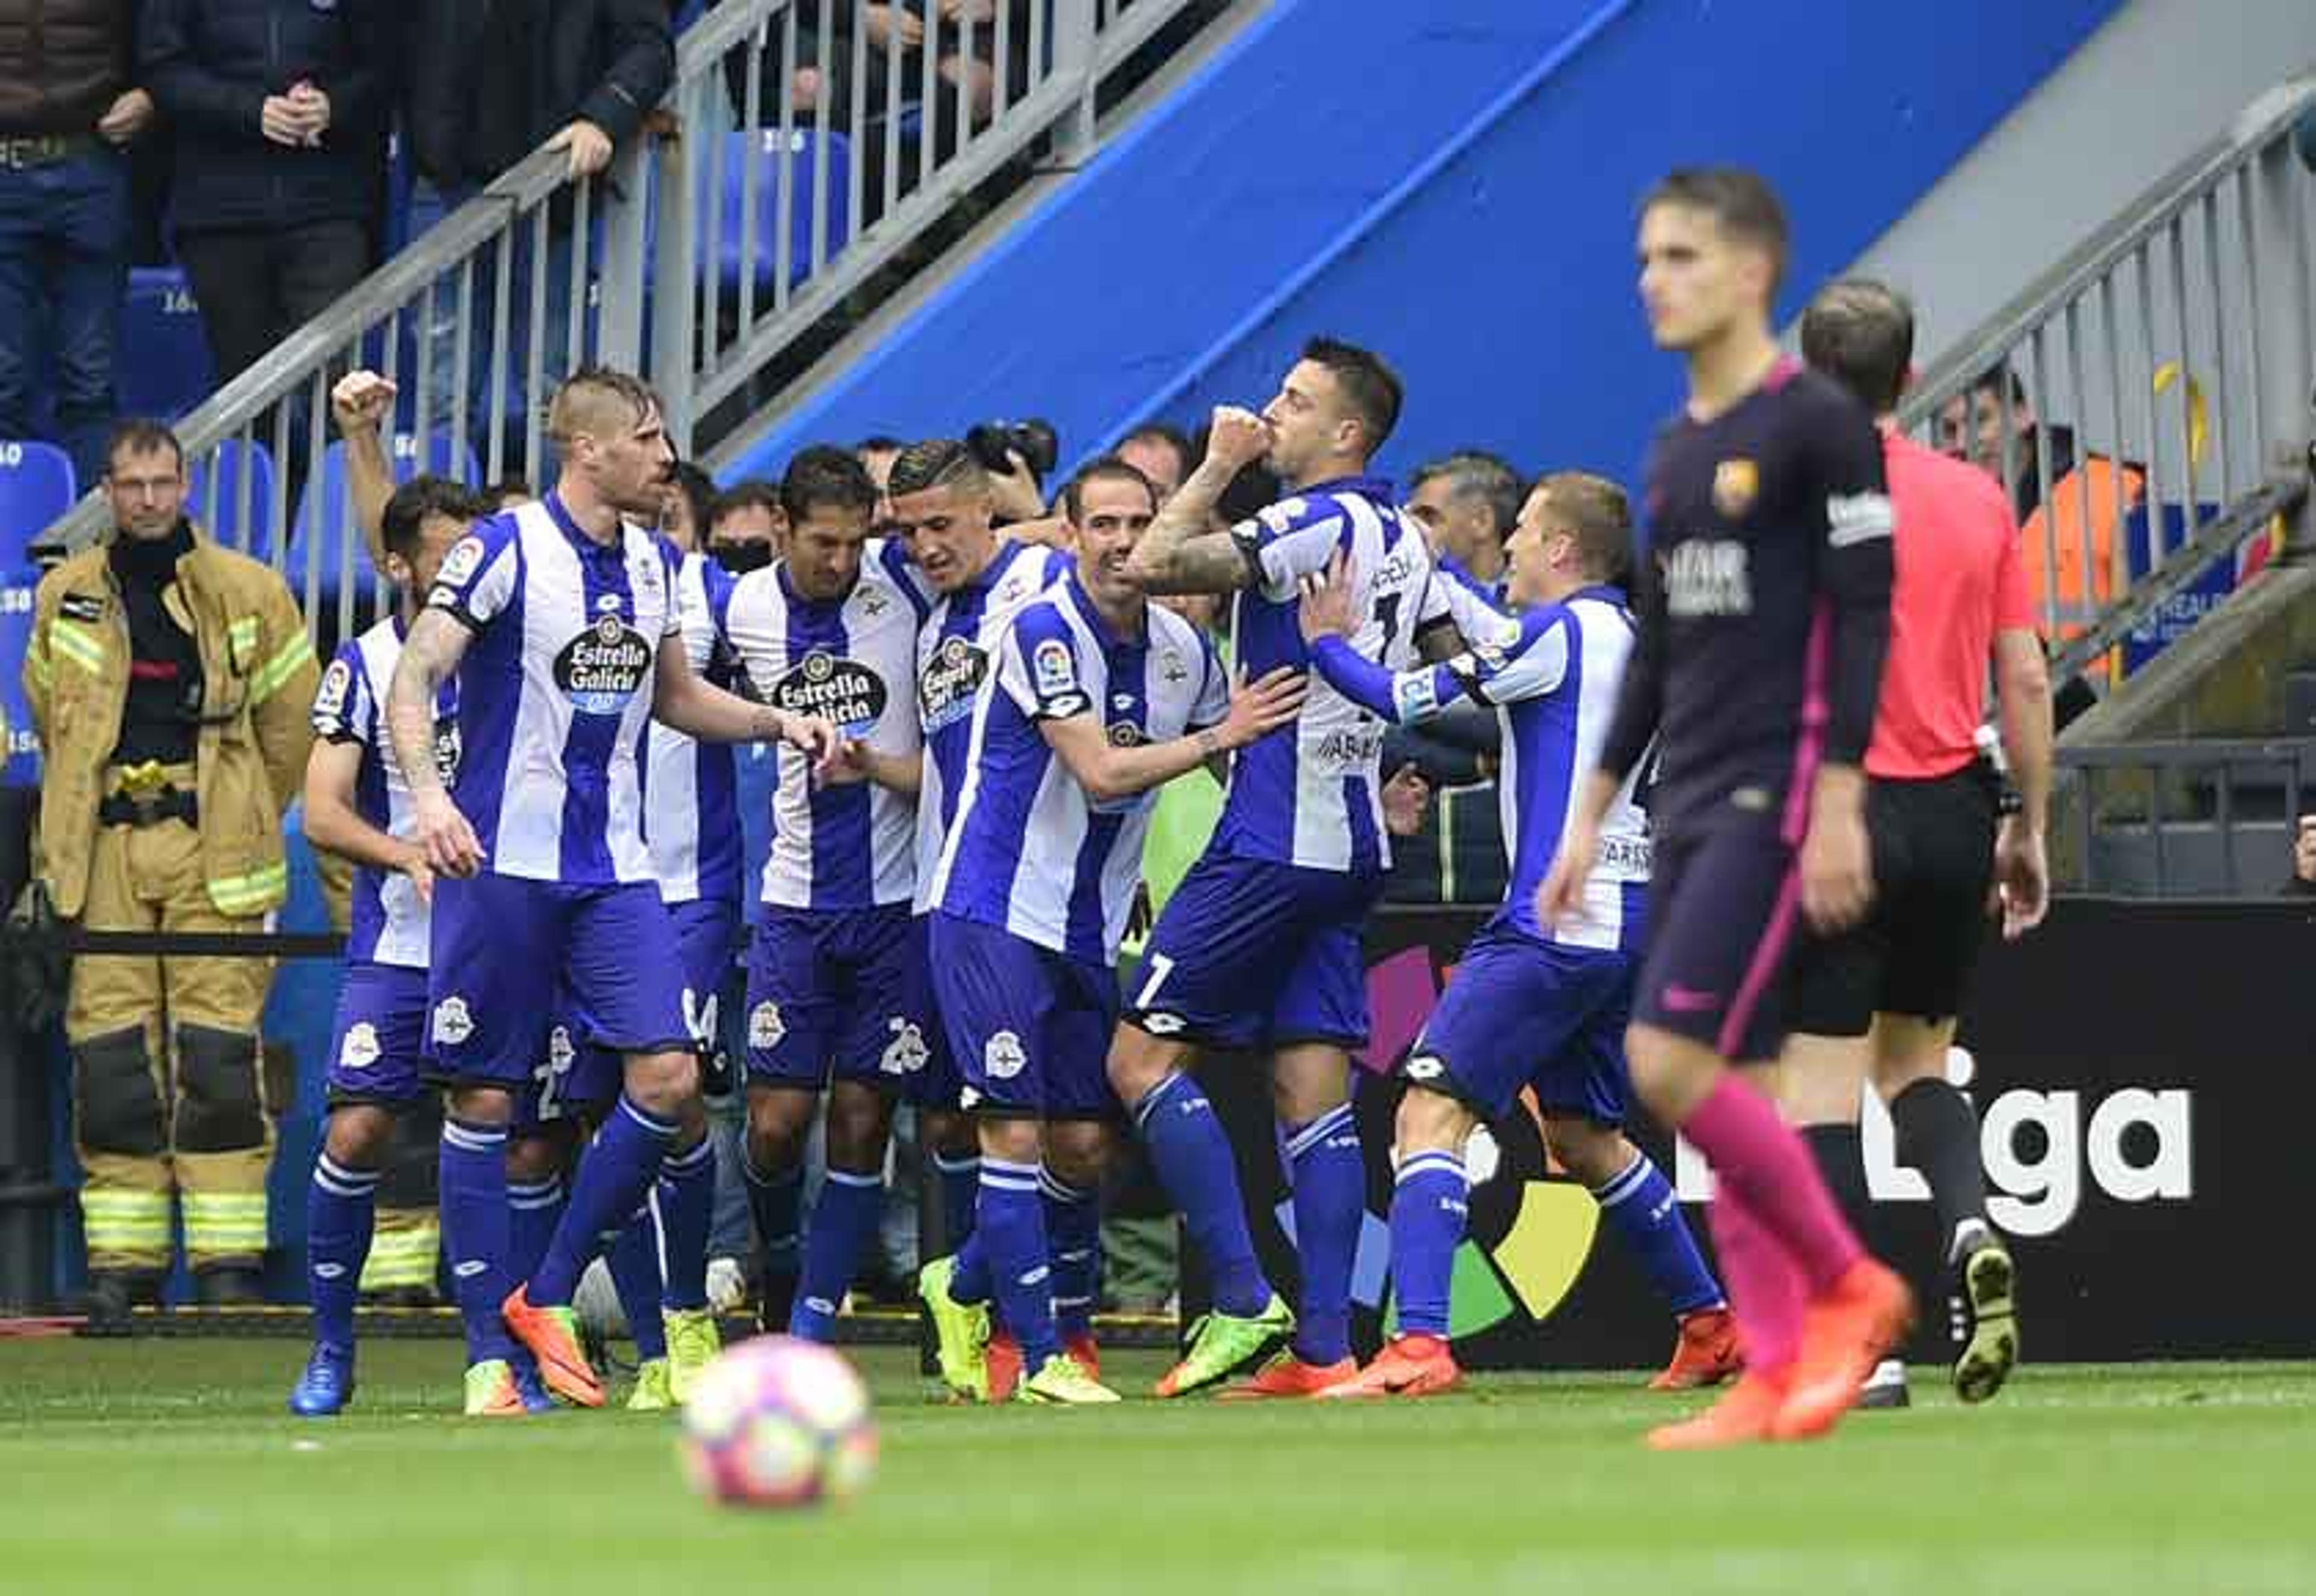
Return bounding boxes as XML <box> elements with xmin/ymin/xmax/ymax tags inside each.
<box><xmin>1781</xmin><ymin>279</ymin><xmax>2055</xmax><ymax>1413</ymax></box>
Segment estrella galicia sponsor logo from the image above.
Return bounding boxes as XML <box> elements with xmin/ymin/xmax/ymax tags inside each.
<box><xmin>773</xmin><ymin>651</ymin><xmax>887</xmax><ymax>738</ymax></box>
<box><xmin>555</xmin><ymin>616</ymin><xmax>652</xmax><ymax>715</ymax></box>
<box><xmin>919</xmin><ymin>635</ymin><xmax>989</xmax><ymax>733</ymax></box>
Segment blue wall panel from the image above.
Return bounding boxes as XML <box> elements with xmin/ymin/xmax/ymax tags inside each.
<box><xmin>733</xmin><ymin>0</ymin><xmax>2119</xmax><ymax>499</ymax></box>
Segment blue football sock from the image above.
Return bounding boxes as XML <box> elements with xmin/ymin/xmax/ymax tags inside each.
<box><xmin>1388</xmin><ymin>1148</ymin><xmax>1467</xmax><ymax>1340</ymax></box>
<box><xmin>531</xmin><ymin>1096</ymin><xmax>676</xmax><ymax>1308</ymax></box>
<box><xmin>656</xmin><ymin>1137</ymin><xmax>717</xmax><ymax>1313</ymax></box>
<box><xmin>1594</xmin><ymin>1151</ymin><xmax>1724</xmax><ymax>1318</ymax></box>
<box><xmin>933</xmin><ymin>1151</ymin><xmax>980</xmax><ymax>1250</ymax></box>
<box><xmin>306</xmin><ymin>1151</ymin><xmax>380</xmax><ymax>1356</ymax></box>
<box><xmin>742</xmin><ymin>1155</ymin><xmax>803</xmax><ymax>1285</ymax></box>
<box><xmin>948</xmin><ymin>1229</ymin><xmax>992</xmax><ymax>1304</ymax></box>
<box><xmin>1285</xmin><ymin>1103</ymin><xmax>1361</xmax><ymax>1365</ymax></box>
<box><xmin>792</xmin><ymin>1169</ymin><xmax>883</xmax><ymax>1343</ymax></box>
<box><xmin>606</xmin><ymin>1204</ymin><xmax>667</xmax><ymax>1361</ymax></box>
<box><xmin>505</xmin><ymin>1174</ymin><xmax>566</xmax><ymax>1287</ymax></box>
<box><xmin>1133</xmin><ymin>1072</ymin><xmax>1270</xmax><ymax>1318</ymax></box>
<box><xmin>438</xmin><ymin>1117</ymin><xmax>517</xmax><ymax>1364</ymax></box>
<box><xmin>976</xmin><ymin>1158</ymin><xmax>1057</xmax><ymax>1372</ymax></box>
<box><xmin>1039</xmin><ymin>1168</ymin><xmax>1100</xmax><ymax>1342</ymax></box>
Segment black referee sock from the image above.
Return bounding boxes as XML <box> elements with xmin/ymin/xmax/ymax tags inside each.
<box><xmin>1888</xmin><ymin>1077</ymin><xmax>1989</xmax><ymax>1258</ymax></box>
<box><xmin>1802</xmin><ymin>1123</ymin><xmax>1882</xmax><ymax>1263</ymax></box>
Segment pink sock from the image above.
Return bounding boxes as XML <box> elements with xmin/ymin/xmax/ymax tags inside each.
<box><xmin>1683</xmin><ymin>1072</ymin><xmax>1862</xmax><ymax>1292</ymax></box>
<box><xmin>1706</xmin><ymin>1190</ymin><xmax>1804</xmax><ymax>1374</ymax></box>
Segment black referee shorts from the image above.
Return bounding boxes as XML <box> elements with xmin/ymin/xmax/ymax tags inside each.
<box><xmin>1790</xmin><ymin>764</ymin><xmax>2000</xmax><ymax>1039</ymax></box>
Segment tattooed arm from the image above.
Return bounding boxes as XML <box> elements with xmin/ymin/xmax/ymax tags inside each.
<box><xmin>1123</xmin><ymin>405</ymin><xmax>1271</xmax><ymax>595</ymax></box>
<box><xmin>387</xmin><ymin>607</ymin><xmax>482</xmax><ymax>876</ymax></box>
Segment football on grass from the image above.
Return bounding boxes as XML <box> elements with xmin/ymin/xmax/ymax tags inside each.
<box><xmin>679</xmin><ymin>1336</ymin><xmax>878</xmax><ymax>1509</ymax></box>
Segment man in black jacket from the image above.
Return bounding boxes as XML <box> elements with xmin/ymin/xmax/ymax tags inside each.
<box><xmin>0</xmin><ymin>1</ymin><xmax>152</xmax><ymax>486</ymax></box>
<box><xmin>139</xmin><ymin>0</ymin><xmax>388</xmax><ymax>387</ymax></box>
<box><xmin>400</xmin><ymin>0</ymin><xmax>672</xmax><ymax>470</ymax></box>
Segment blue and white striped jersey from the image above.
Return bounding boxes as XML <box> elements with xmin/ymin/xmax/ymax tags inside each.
<box><xmin>426</xmin><ymin>493</ymin><xmax>680</xmax><ymax>887</ymax></box>
<box><xmin>929</xmin><ymin>578</ymin><xmax>1227</xmax><ymax>966</ymax></box>
<box><xmin>1215</xmin><ymin>477</ymin><xmax>1440</xmax><ymax>875</ymax></box>
<box><xmin>311</xmin><ymin>615</ymin><xmax>460</xmax><ymax>968</ymax></box>
<box><xmin>727</xmin><ymin>538</ymin><xmax>929</xmax><ymax>911</ymax></box>
<box><xmin>1311</xmin><ymin>586</ymin><xmax>1651</xmax><ymax>952</ymax></box>
<box><xmin>912</xmin><ymin>539</ymin><xmax>1073</xmax><ymax>910</ymax></box>
<box><xmin>1431</xmin><ymin>552</ymin><xmax>1522</xmax><ymax>651</ymax></box>
<box><xmin>641</xmin><ymin>550</ymin><xmax>742</xmax><ymax>905</ymax></box>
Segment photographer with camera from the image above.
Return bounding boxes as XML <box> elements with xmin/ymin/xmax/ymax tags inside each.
<box><xmin>965</xmin><ymin>419</ymin><xmax>1057</xmax><ymax>529</ymax></box>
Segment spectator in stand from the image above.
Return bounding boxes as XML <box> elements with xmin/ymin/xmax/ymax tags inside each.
<box><xmin>707</xmin><ymin>478</ymin><xmax>783</xmax><ymax>573</ymax></box>
<box><xmin>1937</xmin><ymin>367</ymin><xmax>2081</xmax><ymax>525</ymax></box>
<box><xmin>140</xmin><ymin>0</ymin><xmax>388</xmax><ymax>386</ymax></box>
<box><xmin>401</xmin><ymin>0</ymin><xmax>674</xmax><ymax>470</ymax></box>
<box><xmin>2283</xmin><ymin>814</ymin><xmax>2316</xmax><ymax>898</ymax></box>
<box><xmin>1407</xmin><ymin>450</ymin><xmax>1522</xmax><ymax>592</ymax></box>
<box><xmin>856</xmin><ymin>434</ymin><xmax>905</xmax><ymax>495</ymax></box>
<box><xmin>0</xmin><ymin>2</ymin><xmax>153</xmax><ymax>488</ymax></box>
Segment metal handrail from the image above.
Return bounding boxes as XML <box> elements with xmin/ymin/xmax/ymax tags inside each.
<box><xmin>1894</xmin><ymin>69</ymin><xmax>2316</xmax><ymax>686</ymax></box>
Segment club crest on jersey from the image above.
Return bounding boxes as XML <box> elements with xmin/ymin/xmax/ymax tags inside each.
<box><xmin>431</xmin><ymin>996</ymin><xmax>475</xmax><ymax>1047</ymax></box>
<box><xmin>338</xmin><ymin>1022</ymin><xmax>381</xmax><ymax>1071</ymax></box>
<box><xmin>774</xmin><ymin>651</ymin><xmax>886</xmax><ymax>738</ymax></box>
<box><xmin>984</xmin><ymin>1031</ymin><xmax>1027</xmax><ymax>1080</ymax></box>
<box><xmin>880</xmin><ymin>1019</ymin><xmax>929</xmax><ymax>1076</ymax></box>
<box><xmin>919</xmin><ymin>636</ymin><xmax>989</xmax><ymax>732</ymax></box>
<box><xmin>1158</xmin><ymin>648</ymin><xmax>1188</xmax><ymax>685</ymax></box>
<box><xmin>555</xmin><ymin>619</ymin><xmax>651</xmax><ymax>715</ymax></box>
<box><xmin>1712</xmin><ymin>458</ymin><xmax>1759</xmax><ymax>518</ymax></box>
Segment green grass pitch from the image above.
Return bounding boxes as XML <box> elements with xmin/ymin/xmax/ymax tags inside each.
<box><xmin>2</xmin><ymin>1340</ymin><xmax>2311</xmax><ymax>1595</ymax></box>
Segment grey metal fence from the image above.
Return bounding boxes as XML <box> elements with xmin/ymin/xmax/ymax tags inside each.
<box><xmin>33</xmin><ymin>0</ymin><xmax>1206</xmax><ymax>646</ymax></box>
<box><xmin>2058</xmin><ymin>737</ymin><xmax>2316</xmax><ymax>895</ymax></box>
<box><xmin>1896</xmin><ymin>71</ymin><xmax>2316</xmax><ymax>689</ymax></box>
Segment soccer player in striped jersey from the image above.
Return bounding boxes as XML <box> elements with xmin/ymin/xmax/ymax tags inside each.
<box><xmin>387</xmin><ymin>369</ymin><xmax>841</xmax><ymax>1413</ymax></box>
<box><xmin>1293</xmin><ymin>473</ymin><xmax>1736</xmax><ymax>1399</ymax></box>
<box><xmin>1106</xmin><ymin>338</ymin><xmax>1455</xmax><ymax>1399</ymax></box>
<box><xmin>1541</xmin><ymin>169</ymin><xmax>1910</xmax><ymax>1449</ymax></box>
<box><xmin>290</xmin><ymin>477</ymin><xmax>508</xmax><ymax>1416</ymax></box>
<box><xmin>882</xmin><ymin>440</ymin><xmax>1074</xmax><ymax>1254</ymax></box>
<box><xmin>916</xmin><ymin>457</ymin><xmax>1305</xmax><ymax>1404</ymax></box>
<box><xmin>722</xmin><ymin>446</ymin><xmax>933</xmax><ymax>1346</ymax></box>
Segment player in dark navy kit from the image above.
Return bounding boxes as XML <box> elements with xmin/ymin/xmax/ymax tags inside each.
<box><xmin>1540</xmin><ymin>169</ymin><xmax>1913</xmax><ymax>1449</ymax></box>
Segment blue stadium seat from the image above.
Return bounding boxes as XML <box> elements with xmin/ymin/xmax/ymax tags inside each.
<box><xmin>283</xmin><ymin>429</ymin><xmax>480</xmax><ymax>603</ymax></box>
<box><xmin>701</xmin><ymin>129</ymin><xmax>853</xmax><ymax>302</ymax></box>
<box><xmin>119</xmin><ymin>268</ymin><xmax>216</xmax><ymax>423</ymax></box>
<box><xmin>0</xmin><ymin>439</ymin><xmax>72</xmax><ymax>784</ymax></box>
<box><xmin>186</xmin><ymin>439</ymin><xmax>279</xmax><ymax>563</ymax></box>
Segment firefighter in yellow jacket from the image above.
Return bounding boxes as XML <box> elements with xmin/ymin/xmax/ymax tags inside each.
<box><xmin>21</xmin><ymin>420</ymin><xmax>317</xmax><ymax>1314</ymax></box>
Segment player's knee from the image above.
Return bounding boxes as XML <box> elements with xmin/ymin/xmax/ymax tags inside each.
<box><xmin>975</xmin><ymin>1114</ymin><xmax>1040</xmax><ymax>1165</ymax></box>
<box><xmin>1042</xmin><ymin>1123</ymin><xmax>1113</xmax><ymax>1192</ymax></box>
<box><xmin>745</xmin><ymin>1101</ymin><xmax>810</xmax><ymax>1177</ymax></box>
<box><xmin>72</xmin><ymin>1027</ymin><xmax>166</xmax><ymax>1157</ymax></box>
<box><xmin>173</xmin><ymin>1024</ymin><xmax>265</xmax><ymax>1153</ymax></box>
<box><xmin>824</xmin><ymin>1088</ymin><xmax>894</xmax><ymax>1174</ymax></box>
<box><xmin>323</xmin><ymin>1104</ymin><xmax>397</xmax><ymax>1169</ymax></box>
<box><xmin>1394</xmin><ymin>1085</ymin><xmax>1470</xmax><ymax>1156</ymax></box>
<box><xmin>503</xmin><ymin>1126</ymin><xmax>570</xmax><ymax>1184</ymax></box>
<box><xmin>924</xmin><ymin>1109</ymin><xmax>979</xmax><ymax>1160</ymax></box>
<box><xmin>625</xmin><ymin>1047</ymin><xmax>700</xmax><ymax>1117</ymax></box>
<box><xmin>1542</xmin><ymin>1116</ymin><xmax>1627</xmax><ymax>1186</ymax></box>
<box><xmin>1104</xmin><ymin>1030</ymin><xmax>1171</xmax><ymax>1106</ymax></box>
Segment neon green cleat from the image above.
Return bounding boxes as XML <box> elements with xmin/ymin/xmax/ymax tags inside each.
<box><xmin>662</xmin><ymin>1308</ymin><xmax>722</xmax><ymax>1405</ymax></box>
<box><xmin>627</xmin><ymin>1357</ymin><xmax>674</xmax><ymax>1412</ymax></box>
<box><xmin>1154</xmin><ymin>1293</ymin><xmax>1295</xmax><ymax>1398</ymax></box>
<box><xmin>1017</xmin><ymin>1353</ymin><xmax>1122</xmax><ymax>1404</ymax></box>
<box><xmin>917</xmin><ymin>1255</ymin><xmax>992</xmax><ymax>1402</ymax></box>
<box><xmin>462</xmin><ymin>1358</ymin><xmax>527</xmax><ymax>1417</ymax></box>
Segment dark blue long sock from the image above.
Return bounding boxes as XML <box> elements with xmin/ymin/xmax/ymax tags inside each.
<box><xmin>1594</xmin><ymin>1151</ymin><xmax>1724</xmax><ymax>1317</ymax></box>
<box><xmin>531</xmin><ymin>1096</ymin><xmax>676</xmax><ymax>1308</ymax></box>
<box><xmin>1388</xmin><ymin>1149</ymin><xmax>1467</xmax><ymax>1339</ymax></box>
<box><xmin>792</xmin><ymin>1169</ymin><xmax>883</xmax><ymax>1342</ymax></box>
<box><xmin>656</xmin><ymin>1138</ymin><xmax>716</xmax><ymax>1313</ymax></box>
<box><xmin>976</xmin><ymin>1157</ymin><xmax>1057</xmax><ymax>1372</ymax></box>
<box><xmin>742</xmin><ymin>1155</ymin><xmax>803</xmax><ymax>1287</ymax></box>
<box><xmin>933</xmin><ymin>1151</ymin><xmax>980</xmax><ymax>1250</ymax></box>
<box><xmin>1132</xmin><ymin>1072</ymin><xmax>1270</xmax><ymax>1318</ymax></box>
<box><xmin>949</xmin><ymin>1228</ymin><xmax>992</xmax><ymax>1303</ymax></box>
<box><xmin>438</xmin><ymin>1117</ymin><xmax>517</xmax><ymax>1364</ymax></box>
<box><xmin>1286</xmin><ymin>1103</ymin><xmax>1361</xmax><ymax>1366</ymax></box>
<box><xmin>1040</xmin><ymin>1168</ymin><xmax>1100</xmax><ymax>1343</ymax></box>
<box><xmin>306</xmin><ymin>1151</ymin><xmax>380</xmax><ymax>1357</ymax></box>
<box><xmin>606</xmin><ymin>1205</ymin><xmax>667</xmax><ymax>1361</ymax></box>
<box><xmin>505</xmin><ymin>1174</ymin><xmax>566</xmax><ymax>1286</ymax></box>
